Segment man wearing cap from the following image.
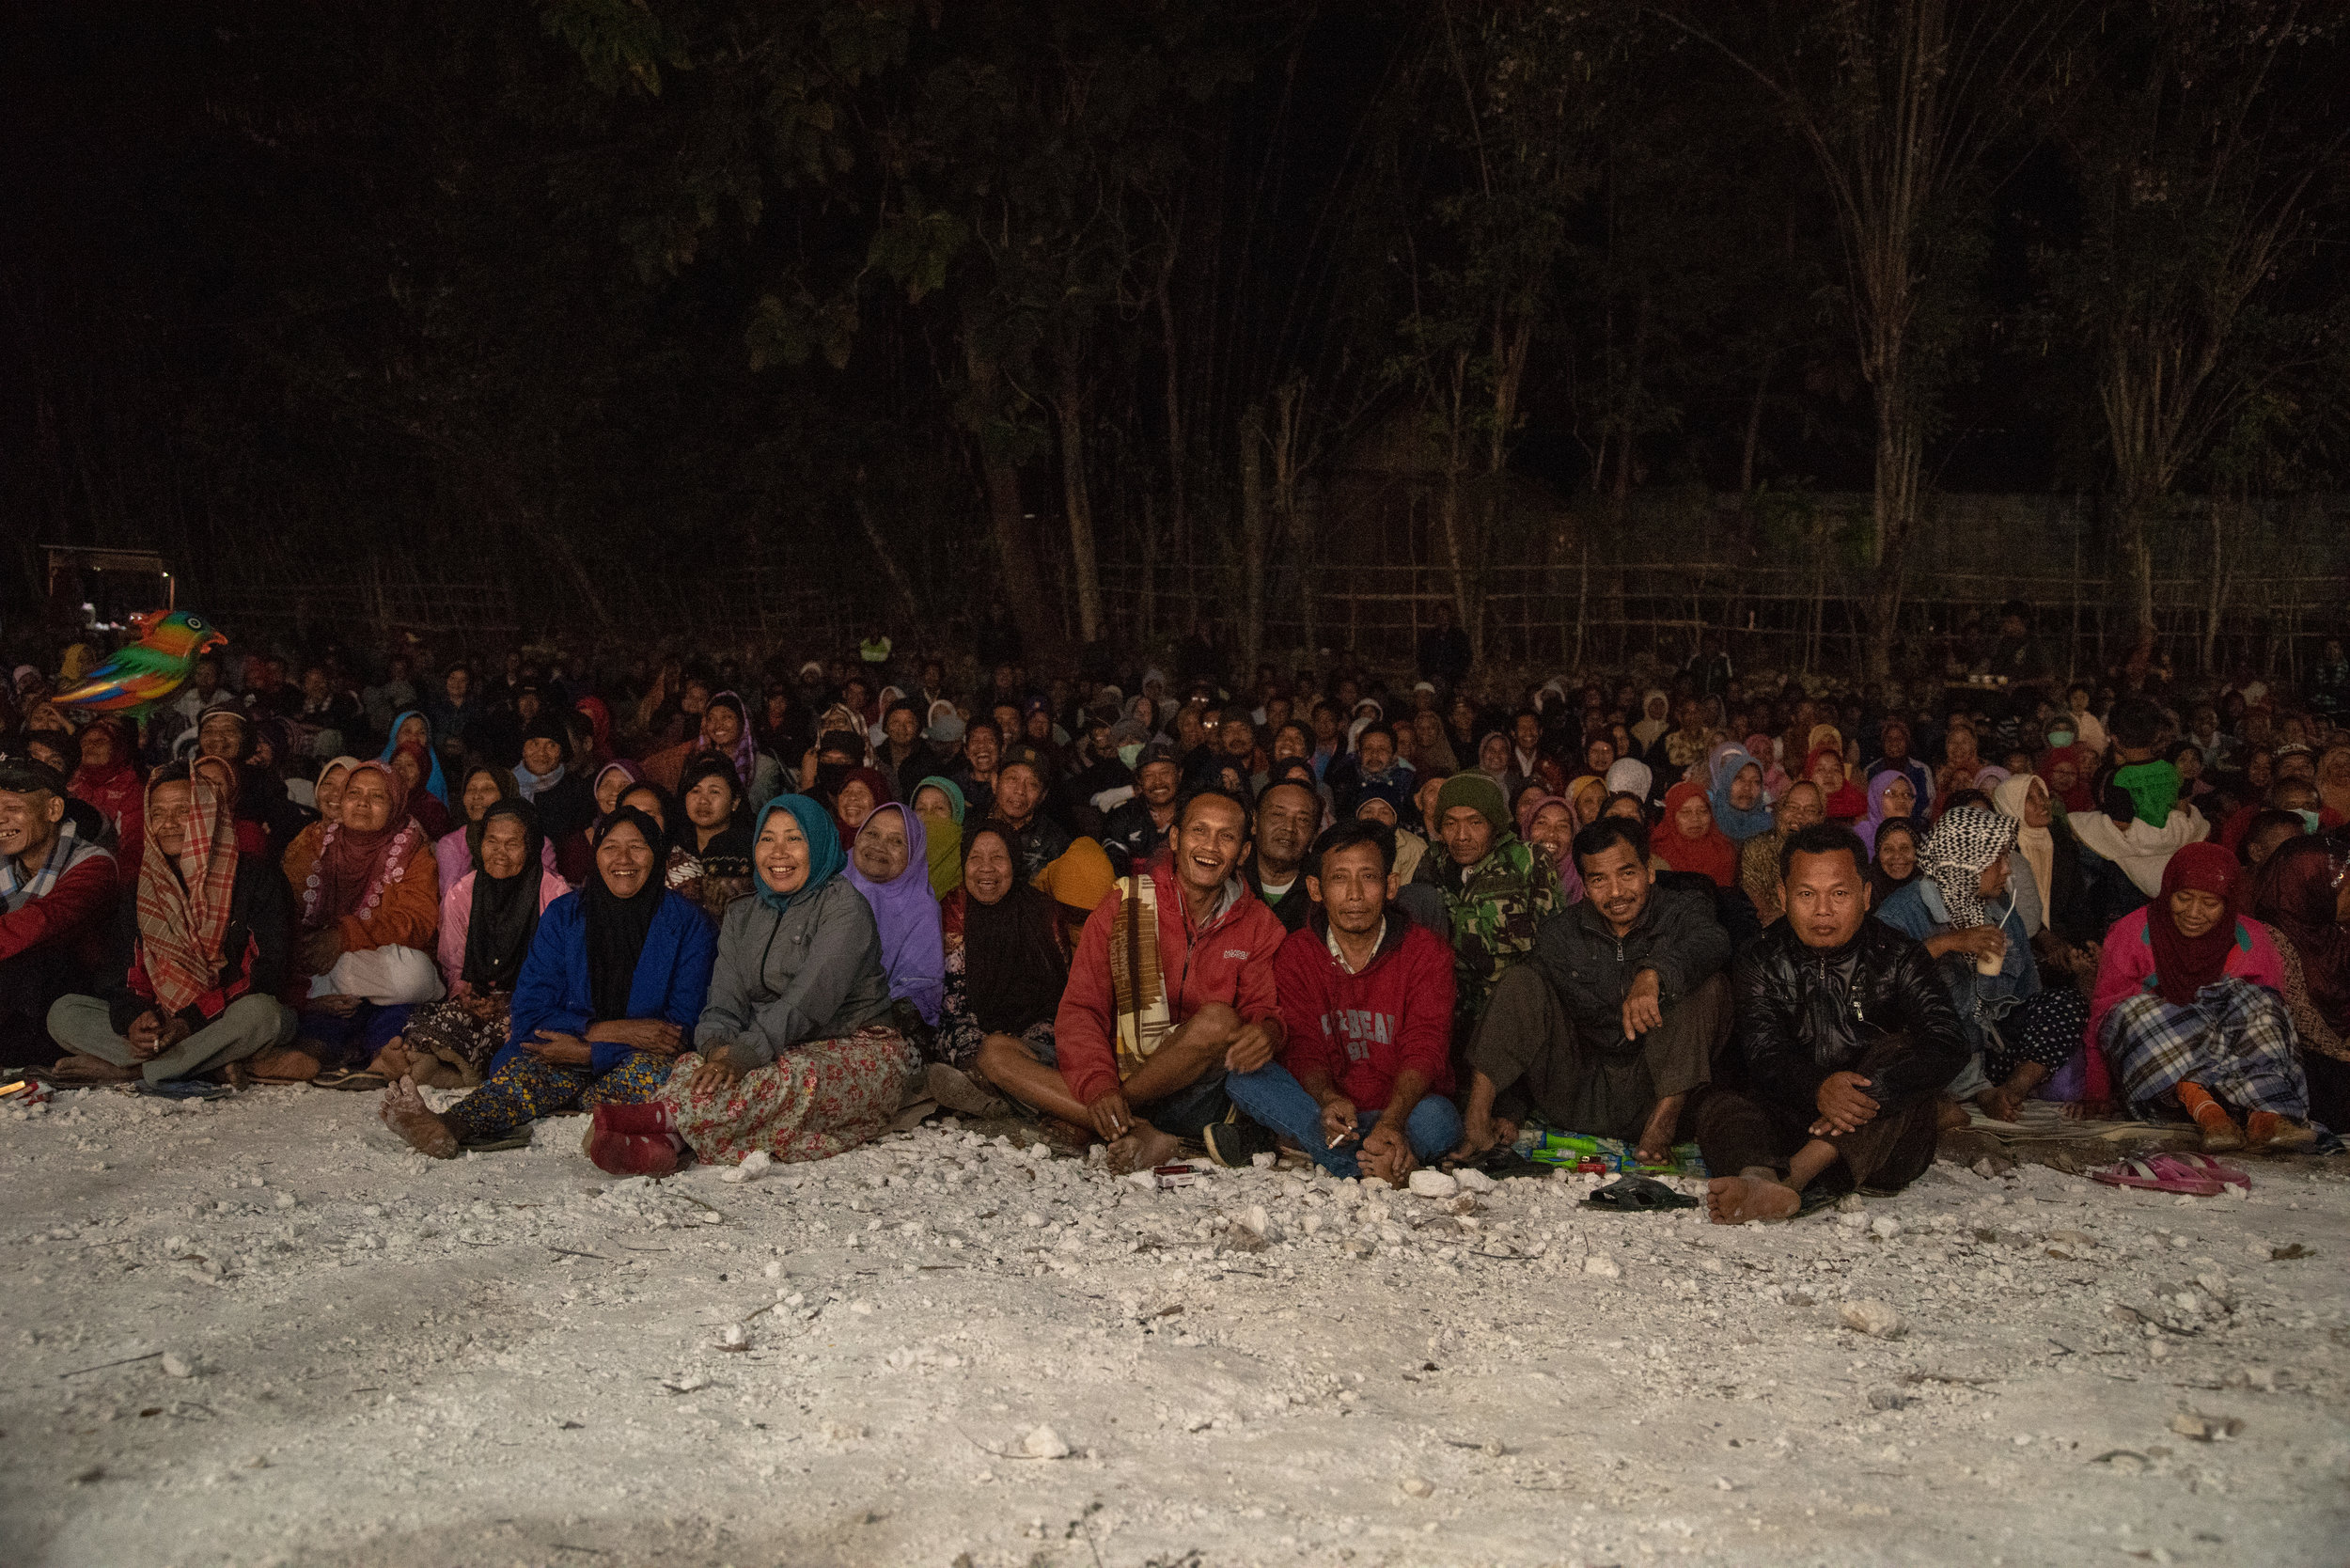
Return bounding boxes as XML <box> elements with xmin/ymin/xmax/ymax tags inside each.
<box><xmin>1417</xmin><ymin>772</ymin><xmax>1559</xmax><ymax>1045</ymax></box>
<box><xmin>1103</xmin><ymin>738</ymin><xmax>1183</xmax><ymax>878</ymax></box>
<box><xmin>0</xmin><ymin>756</ymin><xmax>119</xmax><ymax>1068</ymax></box>
<box><xmin>991</xmin><ymin>747</ymin><xmax>1072</xmax><ymax>879</ymax></box>
<box><xmin>1457</xmin><ymin>815</ymin><xmax>1731</xmax><ymax>1162</ymax></box>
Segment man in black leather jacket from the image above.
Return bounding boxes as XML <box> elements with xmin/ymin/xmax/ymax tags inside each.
<box><xmin>1702</xmin><ymin>823</ymin><xmax>1967</xmax><ymax>1224</ymax></box>
<box><xmin>1456</xmin><ymin>818</ymin><xmax>1731</xmax><ymax>1164</ymax></box>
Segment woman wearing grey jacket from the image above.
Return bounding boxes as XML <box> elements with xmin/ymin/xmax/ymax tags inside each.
<box><xmin>587</xmin><ymin>795</ymin><xmax>913</xmax><ymax>1173</ymax></box>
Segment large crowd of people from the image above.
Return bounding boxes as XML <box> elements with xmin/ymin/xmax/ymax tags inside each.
<box><xmin>4</xmin><ymin>604</ymin><xmax>2345</xmax><ymax>1221</ymax></box>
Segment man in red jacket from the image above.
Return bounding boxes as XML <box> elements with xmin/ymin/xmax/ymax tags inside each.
<box><xmin>0</xmin><ymin>756</ymin><xmax>118</xmax><ymax>1068</ymax></box>
<box><xmin>992</xmin><ymin>789</ymin><xmax>1287</xmax><ymax>1173</ymax></box>
<box><xmin>1220</xmin><ymin>820</ymin><xmax>1460</xmax><ymax>1182</ymax></box>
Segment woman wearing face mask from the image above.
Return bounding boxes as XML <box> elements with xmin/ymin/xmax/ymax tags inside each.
<box><xmin>2086</xmin><ymin>843</ymin><xmax>2316</xmax><ymax>1152</ymax></box>
<box><xmin>583</xmin><ymin>797</ymin><xmax>910</xmax><ymax>1174</ymax></box>
<box><xmin>377</xmin><ymin>806</ymin><xmax>714</xmax><ymax>1158</ymax></box>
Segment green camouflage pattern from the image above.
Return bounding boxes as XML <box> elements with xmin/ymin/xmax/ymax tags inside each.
<box><xmin>1432</xmin><ymin>833</ymin><xmax>1560</xmax><ymax>1039</ymax></box>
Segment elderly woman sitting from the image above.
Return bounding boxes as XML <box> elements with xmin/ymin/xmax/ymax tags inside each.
<box><xmin>378</xmin><ymin>807</ymin><xmax>715</xmax><ymax>1157</ymax></box>
<box><xmin>264</xmin><ymin>760</ymin><xmax>439</xmax><ymax>1084</ymax></box>
<box><xmin>2086</xmin><ymin>842</ymin><xmax>2317</xmax><ymax>1152</ymax></box>
<box><xmin>352</xmin><ymin>800</ymin><xmax>572</xmax><ymax>1090</ymax></box>
<box><xmin>580</xmin><ymin>797</ymin><xmax>913</xmax><ymax>1175</ymax></box>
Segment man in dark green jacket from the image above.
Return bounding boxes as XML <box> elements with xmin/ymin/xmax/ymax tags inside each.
<box><xmin>1456</xmin><ymin>816</ymin><xmax>1731</xmax><ymax>1163</ymax></box>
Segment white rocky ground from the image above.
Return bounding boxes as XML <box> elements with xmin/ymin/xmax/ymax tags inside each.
<box><xmin>3</xmin><ymin>1085</ymin><xmax>2346</xmax><ymax>1568</ymax></box>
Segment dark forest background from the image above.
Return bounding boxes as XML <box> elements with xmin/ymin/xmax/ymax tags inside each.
<box><xmin>5</xmin><ymin>1</ymin><xmax>2346</xmax><ymax>681</ymax></box>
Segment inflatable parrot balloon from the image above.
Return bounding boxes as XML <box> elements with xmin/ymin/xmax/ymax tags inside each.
<box><xmin>53</xmin><ymin>610</ymin><xmax>228</xmax><ymax>719</ymax></box>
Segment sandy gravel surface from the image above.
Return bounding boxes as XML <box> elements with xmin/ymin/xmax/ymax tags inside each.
<box><xmin>4</xmin><ymin>1084</ymin><xmax>2346</xmax><ymax>1568</ymax></box>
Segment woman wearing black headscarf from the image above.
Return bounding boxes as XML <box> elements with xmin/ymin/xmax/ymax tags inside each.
<box><xmin>926</xmin><ymin>823</ymin><xmax>1071</xmax><ymax>1116</ymax></box>
<box><xmin>377</xmin><ymin>806</ymin><xmax>717</xmax><ymax>1157</ymax></box>
<box><xmin>360</xmin><ymin>800</ymin><xmax>573</xmax><ymax>1090</ymax></box>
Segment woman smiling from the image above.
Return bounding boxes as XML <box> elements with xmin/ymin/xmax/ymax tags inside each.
<box><xmin>580</xmin><ymin>796</ymin><xmax>911</xmax><ymax>1175</ymax></box>
<box><xmin>377</xmin><ymin>806</ymin><xmax>715</xmax><ymax>1158</ymax></box>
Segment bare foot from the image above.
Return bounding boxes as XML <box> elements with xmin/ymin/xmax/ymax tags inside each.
<box><xmin>1104</xmin><ymin>1118</ymin><xmax>1182</xmax><ymax>1176</ymax></box>
<box><xmin>48</xmin><ymin>1055</ymin><xmax>138</xmax><ymax>1085</ymax></box>
<box><xmin>1974</xmin><ymin>1087</ymin><xmax>2022</xmax><ymax>1122</ymax></box>
<box><xmin>247</xmin><ymin>1047</ymin><xmax>321</xmax><ymax>1084</ymax></box>
<box><xmin>1451</xmin><ymin>1113</ymin><xmax>1515</xmax><ymax>1162</ymax></box>
<box><xmin>367</xmin><ymin>1042</ymin><xmax>412</xmax><ymax>1079</ymax></box>
<box><xmin>1935</xmin><ymin>1095</ymin><xmax>1971</xmax><ymax>1132</ymax></box>
<box><xmin>926</xmin><ymin>1061</ymin><xmax>1010</xmax><ymax>1119</ymax></box>
<box><xmin>379</xmin><ymin>1075</ymin><xmax>460</xmax><ymax>1159</ymax></box>
<box><xmin>1705</xmin><ymin>1174</ymin><xmax>1801</xmax><ymax>1226</ymax></box>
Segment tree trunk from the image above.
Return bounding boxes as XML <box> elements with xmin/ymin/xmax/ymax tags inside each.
<box><xmin>1434</xmin><ymin>351</ymin><xmax>1480</xmax><ymax>666</ymax></box>
<box><xmin>1237</xmin><ymin>401</ymin><xmax>1269</xmax><ymax>678</ymax></box>
<box><xmin>1739</xmin><ymin>355</ymin><xmax>1772</xmax><ymax>497</ymax></box>
<box><xmin>1139</xmin><ymin>492</ymin><xmax>1158</xmax><ymax>648</ymax></box>
<box><xmin>850</xmin><ymin>484</ymin><xmax>924</xmax><ymax>624</ymax></box>
<box><xmin>962</xmin><ymin>335</ymin><xmax>1063</xmax><ymax>668</ymax></box>
<box><xmin>1052</xmin><ymin>343</ymin><xmax>1104</xmax><ymax>647</ymax></box>
<box><xmin>1157</xmin><ymin>270</ymin><xmax>1189</xmax><ymax>602</ymax></box>
<box><xmin>1862</xmin><ymin>386</ymin><xmax>1924</xmax><ymax>686</ymax></box>
<box><xmin>2113</xmin><ymin>494</ymin><xmax>2158</xmax><ymax>661</ymax></box>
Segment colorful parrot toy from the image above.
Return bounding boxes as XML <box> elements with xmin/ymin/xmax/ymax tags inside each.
<box><xmin>52</xmin><ymin>610</ymin><xmax>228</xmax><ymax>720</ymax></box>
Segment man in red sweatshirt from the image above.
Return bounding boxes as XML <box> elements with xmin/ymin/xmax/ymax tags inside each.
<box><xmin>1219</xmin><ymin>820</ymin><xmax>1459</xmax><ymax>1182</ymax></box>
<box><xmin>0</xmin><ymin>755</ymin><xmax>118</xmax><ymax>1069</ymax></box>
<box><xmin>989</xmin><ymin>789</ymin><xmax>1288</xmax><ymax>1173</ymax></box>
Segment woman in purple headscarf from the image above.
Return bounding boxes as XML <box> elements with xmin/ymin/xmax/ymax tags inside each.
<box><xmin>842</xmin><ymin>803</ymin><xmax>944</xmax><ymax>1028</ymax></box>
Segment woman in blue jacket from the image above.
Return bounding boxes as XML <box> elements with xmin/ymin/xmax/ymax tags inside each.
<box><xmin>379</xmin><ymin>806</ymin><xmax>715</xmax><ymax>1157</ymax></box>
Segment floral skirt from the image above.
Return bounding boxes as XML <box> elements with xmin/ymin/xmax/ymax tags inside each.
<box><xmin>659</xmin><ymin>1025</ymin><xmax>916</xmax><ymax>1167</ymax></box>
<box><xmin>400</xmin><ymin>995</ymin><xmax>511</xmax><ymax>1086</ymax></box>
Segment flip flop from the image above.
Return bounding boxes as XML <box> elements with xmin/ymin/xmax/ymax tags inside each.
<box><xmin>2161</xmin><ymin>1152</ymin><xmax>2248</xmax><ymax>1188</ymax></box>
<box><xmin>132</xmin><ymin>1076</ymin><xmax>236</xmax><ymax>1101</ymax></box>
<box><xmin>2092</xmin><ymin>1157</ymin><xmax>2222</xmax><ymax>1197</ymax></box>
<box><xmin>1581</xmin><ymin>1174</ymin><xmax>1700</xmax><ymax>1212</ymax></box>
<box><xmin>317</xmin><ymin>1069</ymin><xmax>391</xmax><ymax>1093</ymax></box>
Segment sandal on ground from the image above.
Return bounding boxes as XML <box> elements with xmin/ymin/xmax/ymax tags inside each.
<box><xmin>1581</xmin><ymin>1174</ymin><xmax>1700</xmax><ymax>1213</ymax></box>
<box><xmin>2092</xmin><ymin>1155</ymin><xmax>2223</xmax><ymax>1197</ymax></box>
<box><xmin>132</xmin><ymin>1076</ymin><xmax>236</xmax><ymax>1101</ymax></box>
<box><xmin>316</xmin><ymin>1068</ymin><xmax>391</xmax><ymax>1092</ymax></box>
<box><xmin>2165</xmin><ymin>1151</ymin><xmax>2250</xmax><ymax>1187</ymax></box>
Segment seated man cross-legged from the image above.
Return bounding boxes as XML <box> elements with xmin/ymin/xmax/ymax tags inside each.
<box><xmin>1456</xmin><ymin>815</ymin><xmax>1731</xmax><ymax>1164</ymax></box>
<box><xmin>1223</xmin><ymin>820</ymin><xmax>1459</xmax><ymax>1182</ymax></box>
<box><xmin>984</xmin><ymin>789</ymin><xmax>1287</xmax><ymax>1173</ymax></box>
<box><xmin>1700</xmin><ymin>823</ymin><xmax>1968</xmax><ymax>1224</ymax></box>
<box><xmin>47</xmin><ymin>763</ymin><xmax>296</xmax><ymax>1086</ymax></box>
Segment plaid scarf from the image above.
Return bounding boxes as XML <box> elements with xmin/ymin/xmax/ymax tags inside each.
<box><xmin>137</xmin><ymin>777</ymin><xmax>243</xmax><ymax>1015</ymax></box>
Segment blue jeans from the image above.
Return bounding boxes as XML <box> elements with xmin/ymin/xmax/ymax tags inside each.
<box><xmin>1225</xmin><ymin>1063</ymin><xmax>1464</xmax><ymax>1178</ymax></box>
